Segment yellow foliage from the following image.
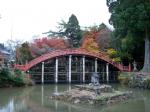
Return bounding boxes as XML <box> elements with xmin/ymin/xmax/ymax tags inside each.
<box><xmin>107</xmin><ymin>48</ymin><xmax>117</xmax><ymax>58</ymax></box>
<box><xmin>81</xmin><ymin>31</ymin><xmax>99</xmax><ymax>53</ymax></box>
<box><xmin>107</xmin><ymin>48</ymin><xmax>121</xmax><ymax>62</ymax></box>
<box><xmin>112</xmin><ymin>57</ymin><xmax>121</xmax><ymax>62</ymax></box>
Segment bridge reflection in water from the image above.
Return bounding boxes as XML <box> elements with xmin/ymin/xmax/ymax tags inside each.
<box><xmin>29</xmin><ymin>55</ymin><xmax>119</xmax><ymax>84</ymax></box>
<box><xmin>0</xmin><ymin>85</ymin><xmax>149</xmax><ymax>112</ymax></box>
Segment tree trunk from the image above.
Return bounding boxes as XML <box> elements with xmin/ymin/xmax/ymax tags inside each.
<box><xmin>142</xmin><ymin>30</ymin><xmax>150</xmax><ymax>72</ymax></box>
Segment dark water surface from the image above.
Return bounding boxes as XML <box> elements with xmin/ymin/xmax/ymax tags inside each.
<box><xmin>0</xmin><ymin>84</ymin><xmax>150</xmax><ymax>112</ymax></box>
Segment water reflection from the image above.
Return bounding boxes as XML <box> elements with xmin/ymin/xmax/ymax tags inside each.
<box><xmin>0</xmin><ymin>84</ymin><xmax>150</xmax><ymax>112</ymax></box>
<box><xmin>41</xmin><ymin>85</ymin><xmax>44</xmax><ymax>106</ymax></box>
<box><xmin>0</xmin><ymin>99</ymin><xmax>14</xmax><ymax>112</ymax></box>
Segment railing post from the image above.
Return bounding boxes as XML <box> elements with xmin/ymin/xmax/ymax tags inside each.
<box><xmin>119</xmin><ymin>62</ymin><xmax>123</xmax><ymax>71</ymax></box>
<box><xmin>129</xmin><ymin>63</ymin><xmax>131</xmax><ymax>72</ymax></box>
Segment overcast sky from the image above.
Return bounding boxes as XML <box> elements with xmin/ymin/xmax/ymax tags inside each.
<box><xmin>0</xmin><ymin>0</ymin><xmax>111</xmax><ymax>43</ymax></box>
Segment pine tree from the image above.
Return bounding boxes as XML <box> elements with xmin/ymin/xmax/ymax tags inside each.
<box><xmin>65</xmin><ymin>14</ymin><xmax>82</xmax><ymax>47</ymax></box>
<box><xmin>45</xmin><ymin>14</ymin><xmax>82</xmax><ymax>48</ymax></box>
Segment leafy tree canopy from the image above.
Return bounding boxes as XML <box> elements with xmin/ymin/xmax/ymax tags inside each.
<box><xmin>16</xmin><ymin>42</ymin><xmax>33</xmax><ymax>64</ymax></box>
<box><xmin>107</xmin><ymin>0</ymin><xmax>150</xmax><ymax>72</ymax></box>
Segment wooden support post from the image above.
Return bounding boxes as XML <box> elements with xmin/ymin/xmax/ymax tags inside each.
<box><xmin>106</xmin><ymin>63</ymin><xmax>109</xmax><ymax>83</ymax></box>
<box><xmin>41</xmin><ymin>62</ymin><xmax>44</xmax><ymax>84</ymax></box>
<box><xmin>82</xmin><ymin>56</ymin><xmax>85</xmax><ymax>83</ymax></box>
<box><xmin>55</xmin><ymin>58</ymin><xmax>58</xmax><ymax>83</ymax></box>
<box><xmin>69</xmin><ymin>55</ymin><xmax>72</xmax><ymax>83</ymax></box>
<box><xmin>95</xmin><ymin>58</ymin><xmax>97</xmax><ymax>73</ymax></box>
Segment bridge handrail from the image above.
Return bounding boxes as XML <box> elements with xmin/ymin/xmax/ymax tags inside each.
<box><xmin>14</xmin><ymin>49</ymin><xmax>131</xmax><ymax>72</ymax></box>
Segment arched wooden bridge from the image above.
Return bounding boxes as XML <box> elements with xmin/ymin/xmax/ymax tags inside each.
<box><xmin>15</xmin><ymin>49</ymin><xmax>131</xmax><ymax>72</ymax></box>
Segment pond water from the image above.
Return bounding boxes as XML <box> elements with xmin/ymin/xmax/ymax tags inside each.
<box><xmin>0</xmin><ymin>84</ymin><xmax>150</xmax><ymax>112</ymax></box>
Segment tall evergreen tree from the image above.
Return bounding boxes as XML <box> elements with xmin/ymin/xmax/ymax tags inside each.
<box><xmin>45</xmin><ymin>14</ymin><xmax>82</xmax><ymax>48</ymax></box>
<box><xmin>107</xmin><ymin>0</ymin><xmax>150</xmax><ymax>72</ymax></box>
<box><xmin>65</xmin><ymin>14</ymin><xmax>82</xmax><ymax>47</ymax></box>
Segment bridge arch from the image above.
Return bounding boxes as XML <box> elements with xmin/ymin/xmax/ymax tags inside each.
<box><xmin>15</xmin><ymin>49</ymin><xmax>131</xmax><ymax>83</ymax></box>
<box><xmin>16</xmin><ymin>49</ymin><xmax>125</xmax><ymax>71</ymax></box>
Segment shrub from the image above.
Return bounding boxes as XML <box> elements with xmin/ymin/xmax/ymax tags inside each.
<box><xmin>127</xmin><ymin>73</ymin><xmax>150</xmax><ymax>89</ymax></box>
<box><xmin>0</xmin><ymin>68</ymin><xmax>14</xmax><ymax>87</ymax></box>
<box><xmin>118</xmin><ymin>72</ymin><xmax>134</xmax><ymax>85</ymax></box>
<box><xmin>0</xmin><ymin>68</ymin><xmax>11</xmax><ymax>80</ymax></box>
<box><xmin>14</xmin><ymin>69</ymin><xmax>22</xmax><ymax>76</ymax></box>
<box><xmin>12</xmin><ymin>76</ymin><xmax>25</xmax><ymax>87</ymax></box>
<box><xmin>0</xmin><ymin>68</ymin><xmax>34</xmax><ymax>87</ymax></box>
<box><xmin>143</xmin><ymin>78</ymin><xmax>150</xmax><ymax>89</ymax></box>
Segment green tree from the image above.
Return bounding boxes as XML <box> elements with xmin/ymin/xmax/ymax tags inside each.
<box><xmin>16</xmin><ymin>42</ymin><xmax>33</xmax><ymax>64</ymax></box>
<box><xmin>65</xmin><ymin>14</ymin><xmax>82</xmax><ymax>47</ymax></box>
<box><xmin>107</xmin><ymin>0</ymin><xmax>150</xmax><ymax>72</ymax></box>
<box><xmin>45</xmin><ymin>14</ymin><xmax>82</xmax><ymax>48</ymax></box>
<box><xmin>46</xmin><ymin>20</ymin><xmax>67</xmax><ymax>37</ymax></box>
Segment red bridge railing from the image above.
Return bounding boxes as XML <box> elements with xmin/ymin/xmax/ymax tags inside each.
<box><xmin>14</xmin><ymin>49</ymin><xmax>132</xmax><ymax>72</ymax></box>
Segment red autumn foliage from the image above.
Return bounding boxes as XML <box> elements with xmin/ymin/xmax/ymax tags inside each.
<box><xmin>81</xmin><ymin>27</ymin><xmax>111</xmax><ymax>52</ymax></box>
<box><xmin>30</xmin><ymin>37</ymin><xmax>70</xmax><ymax>57</ymax></box>
<box><xmin>32</xmin><ymin>37</ymin><xmax>70</xmax><ymax>49</ymax></box>
<box><xmin>80</xmin><ymin>28</ymin><xmax>111</xmax><ymax>59</ymax></box>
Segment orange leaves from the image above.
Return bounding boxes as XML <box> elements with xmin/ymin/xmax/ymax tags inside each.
<box><xmin>80</xmin><ymin>31</ymin><xmax>100</xmax><ymax>53</ymax></box>
<box><xmin>80</xmin><ymin>25</ymin><xmax>111</xmax><ymax>53</ymax></box>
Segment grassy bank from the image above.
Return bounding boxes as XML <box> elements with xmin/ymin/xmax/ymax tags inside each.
<box><xmin>0</xmin><ymin>68</ymin><xmax>34</xmax><ymax>88</ymax></box>
<box><xmin>118</xmin><ymin>72</ymin><xmax>150</xmax><ymax>89</ymax></box>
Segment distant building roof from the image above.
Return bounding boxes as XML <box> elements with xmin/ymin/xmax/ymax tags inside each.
<box><xmin>0</xmin><ymin>49</ymin><xmax>11</xmax><ymax>55</ymax></box>
<box><xmin>0</xmin><ymin>43</ymin><xmax>11</xmax><ymax>55</ymax></box>
<box><xmin>0</xmin><ymin>50</ymin><xmax>10</xmax><ymax>55</ymax></box>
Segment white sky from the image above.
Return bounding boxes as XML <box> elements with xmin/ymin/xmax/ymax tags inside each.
<box><xmin>0</xmin><ymin>0</ymin><xmax>111</xmax><ymax>43</ymax></box>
